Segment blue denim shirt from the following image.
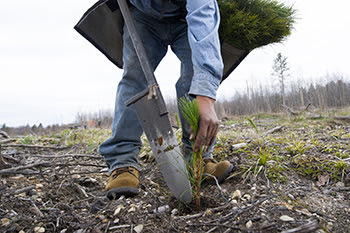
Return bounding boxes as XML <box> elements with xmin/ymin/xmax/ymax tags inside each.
<box><xmin>129</xmin><ymin>0</ymin><xmax>223</xmax><ymax>100</ymax></box>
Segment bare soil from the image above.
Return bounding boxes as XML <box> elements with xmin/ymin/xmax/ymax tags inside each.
<box><xmin>1</xmin><ymin>116</ymin><xmax>349</xmax><ymax>232</ymax></box>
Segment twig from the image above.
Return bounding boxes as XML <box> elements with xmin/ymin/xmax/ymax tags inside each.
<box><xmin>188</xmin><ymin>222</ymin><xmax>244</xmax><ymax>232</ymax></box>
<box><xmin>212</xmin><ymin>195</ymin><xmax>275</xmax><ymax>224</ymax></box>
<box><xmin>1</xmin><ymin>144</ymin><xmax>70</xmax><ymax>149</ymax></box>
<box><xmin>109</xmin><ymin>225</ymin><xmax>131</xmax><ymax>230</ymax></box>
<box><xmin>175</xmin><ymin>204</ymin><xmax>231</xmax><ymax>220</ymax></box>
<box><xmin>204</xmin><ymin>173</ymin><xmax>228</xmax><ymax>203</ymax></box>
<box><xmin>18</xmin><ymin>197</ymin><xmax>44</xmax><ymax>217</ymax></box>
<box><xmin>13</xmin><ymin>185</ymin><xmax>36</xmax><ymax>195</ymax></box>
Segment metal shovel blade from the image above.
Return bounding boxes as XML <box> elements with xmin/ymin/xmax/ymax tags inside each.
<box><xmin>126</xmin><ymin>88</ymin><xmax>192</xmax><ymax>204</ymax></box>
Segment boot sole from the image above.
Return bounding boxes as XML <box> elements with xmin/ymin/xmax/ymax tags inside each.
<box><xmin>106</xmin><ymin>186</ymin><xmax>139</xmax><ymax>200</ymax></box>
<box><xmin>205</xmin><ymin>164</ymin><xmax>234</xmax><ymax>184</ymax></box>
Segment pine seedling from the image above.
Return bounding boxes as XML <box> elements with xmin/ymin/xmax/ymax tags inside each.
<box><xmin>178</xmin><ymin>96</ymin><xmax>205</xmax><ymax>210</ymax></box>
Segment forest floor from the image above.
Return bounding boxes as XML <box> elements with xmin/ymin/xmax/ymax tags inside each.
<box><xmin>0</xmin><ymin>111</ymin><xmax>349</xmax><ymax>233</ymax></box>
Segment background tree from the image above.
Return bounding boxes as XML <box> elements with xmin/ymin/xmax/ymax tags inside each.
<box><xmin>272</xmin><ymin>53</ymin><xmax>290</xmax><ymax>107</ymax></box>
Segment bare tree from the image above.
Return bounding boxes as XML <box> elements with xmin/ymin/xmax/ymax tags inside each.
<box><xmin>272</xmin><ymin>53</ymin><xmax>290</xmax><ymax>107</ymax></box>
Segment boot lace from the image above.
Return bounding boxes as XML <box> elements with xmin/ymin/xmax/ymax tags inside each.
<box><xmin>112</xmin><ymin>167</ymin><xmax>137</xmax><ymax>179</ymax></box>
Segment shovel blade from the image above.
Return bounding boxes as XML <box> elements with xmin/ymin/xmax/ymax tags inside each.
<box><xmin>126</xmin><ymin>88</ymin><xmax>192</xmax><ymax>203</ymax></box>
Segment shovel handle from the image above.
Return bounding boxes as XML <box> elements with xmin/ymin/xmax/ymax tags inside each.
<box><xmin>117</xmin><ymin>0</ymin><xmax>157</xmax><ymax>87</ymax></box>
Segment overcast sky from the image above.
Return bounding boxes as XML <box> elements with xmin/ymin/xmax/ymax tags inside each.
<box><xmin>1</xmin><ymin>0</ymin><xmax>350</xmax><ymax>127</ymax></box>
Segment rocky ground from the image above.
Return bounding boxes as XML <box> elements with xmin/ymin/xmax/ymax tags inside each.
<box><xmin>0</xmin><ymin>113</ymin><xmax>349</xmax><ymax>232</ymax></box>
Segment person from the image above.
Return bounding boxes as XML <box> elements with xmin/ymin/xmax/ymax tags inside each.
<box><xmin>98</xmin><ymin>0</ymin><xmax>234</xmax><ymax>199</ymax></box>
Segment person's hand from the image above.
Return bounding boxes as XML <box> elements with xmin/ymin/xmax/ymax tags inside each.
<box><xmin>190</xmin><ymin>95</ymin><xmax>219</xmax><ymax>152</ymax></box>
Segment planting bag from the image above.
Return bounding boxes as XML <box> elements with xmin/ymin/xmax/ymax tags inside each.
<box><xmin>74</xmin><ymin>0</ymin><xmax>250</xmax><ymax>82</ymax></box>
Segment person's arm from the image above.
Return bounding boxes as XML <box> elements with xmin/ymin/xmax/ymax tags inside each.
<box><xmin>186</xmin><ymin>0</ymin><xmax>223</xmax><ymax>152</ymax></box>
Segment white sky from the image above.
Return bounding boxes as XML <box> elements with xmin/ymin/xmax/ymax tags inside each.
<box><xmin>1</xmin><ymin>0</ymin><xmax>350</xmax><ymax>127</ymax></box>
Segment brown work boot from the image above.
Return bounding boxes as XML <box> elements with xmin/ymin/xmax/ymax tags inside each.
<box><xmin>203</xmin><ymin>159</ymin><xmax>233</xmax><ymax>183</ymax></box>
<box><xmin>106</xmin><ymin>167</ymin><xmax>139</xmax><ymax>200</ymax></box>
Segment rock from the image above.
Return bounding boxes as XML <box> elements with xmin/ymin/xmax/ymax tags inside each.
<box><xmin>154</xmin><ymin>205</ymin><xmax>170</xmax><ymax>214</ymax></box>
<box><xmin>232</xmin><ymin>190</ymin><xmax>241</xmax><ymax>200</ymax></box>
<box><xmin>34</xmin><ymin>226</ymin><xmax>45</xmax><ymax>233</ymax></box>
<box><xmin>134</xmin><ymin>224</ymin><xmax>143</xmax><ymax>233</ymax></box>
<box><xmin>36</xmin><ymin>183</ymin><xmax>44</xmax><ymax>189</ymax></box>
<box><xmin>246</xmin><ymin>220</ymin><xmax>253</xmax><ymax>229</ymax></box>
<box><xmin>280</xmin><ymin>215</ymin><xmax>295</xmax><ymax>222</ymax></box>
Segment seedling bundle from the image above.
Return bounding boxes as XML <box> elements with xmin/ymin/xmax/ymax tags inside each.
<box><xmin>218</xmin><ymin>0</ymin><xmax>296</xmax><ymax>50</ymax></box>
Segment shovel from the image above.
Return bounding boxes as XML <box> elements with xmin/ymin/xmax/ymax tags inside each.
<box><xmin>117</xmin><ymin>0</ymin><xmax>192</xmax><ymax>203</ymax></box>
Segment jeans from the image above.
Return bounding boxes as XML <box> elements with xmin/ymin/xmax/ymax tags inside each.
<box><xmin>99</xmin><ymin>7</ymin><xmax>214</xmax><ymax>174</ymax></box>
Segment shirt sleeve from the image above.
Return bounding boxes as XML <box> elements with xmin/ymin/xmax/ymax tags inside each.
<box><xmin>186</xmin><ymin>0</ymin><xmax>223</xmax><ymax>100</ymax></box>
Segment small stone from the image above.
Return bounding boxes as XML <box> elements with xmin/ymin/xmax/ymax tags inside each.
<box><xmin>1</xmin><ymin>218</ymin><xmax>11</xmax><ymax>227</ymax></box>
<box><xmin>159</xmin><ymin>196</ymin><xmax>166</xmax><ymax>201</ymax></box>
<box><xmin>34</xmin><ymin>226</ymin><xmax>45</xmax><ymax>233</ymax></box>
<box><xmin>232</xmin><ymin>190</ymin><xmax>241</xmax><ymax>200</ymax></box>
<box><xmin>300</xmin><ymin>208</ymin><xmax>312</xmax><ymax>217</ymax></box>
<box><xmin>280</xmin><ymin>215</ymin><xmax>295</xmax><ymax>222</ymax></box>
<box><xmin>335</xmin><ymin>182</ymin><xmax>345</xmax><ymax>187</ymax></box>
<box><xmin>11</xmin><ymin>175</ymin><xmax>26</xmax><ymax>181</ymax></box>
<box><xmin>134</xmin><ymin>224</ymin><xmax>144</xmax><ymax>233</ymax></box>
<box><xmin>205</xmin><ymin>209</ymin><xmax>212</xmax><ymax>216</ymax></box>
<box><xmin>128</xmin><ymin>207</ymin><xmax>136</xmax><ymax>212</ymax></box>
<box><xmin>288</xmin><ymin>194</ymin><xmax>295</xmax><ymax>200</ymax></box>
<box><xmin>154</xmin><ymin>205</ymin><xmax>170</xmax><ymax>214</ymax></box>
<box><xmin>36</xmin><ymin>184</ymin><xmax>44</xmax><ymax>189</ymax></box>
<box><xmin>97</xmin><ymin>215</ymin><xmax>105</xmax><ymax>221</ymax></box>
<box><xmin>242</xmin><ymin>194</ymin><xmax>251</xmax><ymax>201</ymax></box>
<box><xmin>246</xmin><ymin>220</ymin><xmax>253</xmax><ymax>229</ymax></box>
<box><xmin>113</xmin><ymin>218</ymin><xmax>119</xmax><ymax>224</ymax></box>
<box><xmin>231</xmin><ymin>199</ymin><xmax>237</xmax><ymax>204</ymax></box>
<box><xmin>19</xmin><ymin>231</ymin><xmax>25</xmax><ymax>233</ymax></box>
<box><xmin>171</xmin><ymin>208</ymin><xmax>178</xmax><ymax>216</ymax></box>
<box><xmin>114</xmin><ymin>205</ymin><xmax>124</xmax><ymax>215</ymax></box>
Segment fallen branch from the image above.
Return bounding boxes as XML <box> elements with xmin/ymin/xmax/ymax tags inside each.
<box><xmin>264</xmin><ymin>126</ymin><xmax>284</xmax><ymax>135</ymax></box>
<box><xmin>281</xmin><ymin>218</ymin><xmax>319</xmax><ymax>233</ymax></box>
<box><xmin>0</xmin><ymin>130</ymin><xmax>10</xmax><ymax>139</ymax></box>
<box><xmin>334</xmin><ymin>115</ymin><xmax>350</xmax><ymax>123</ymax></box>
<box><xmin>0</xmin><ymin>145</ymin><xmax>11</xmax><ymax>169</ymax></box>
<box><xmin>32</xmin><ymin>154</ymin><xmax>102</xmax><ymax>159</ymax></box>
<box><xmin>188</xmin><ymin>222</ymin><xmax>244</xmax><ymax>232</ymax></box>
<box><xmin>0</xmin><ymin>161</ymin><xmax>105</xmax><ymax>175</ymax></box>
<box><xmin>0</xmin><ymin>162</ymin><xmax>51</xmax><ymax>174</ymax></box>
<box><xmin>0</xmin><ymin>139</ymin><xmax>16</xmax><ymax>144</ymax></box>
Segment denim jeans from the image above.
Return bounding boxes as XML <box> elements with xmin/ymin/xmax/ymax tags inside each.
<box><xmin>99</xmin><ymin>7</ymin><xmax>214</xmax><ymax>174</ymax></box>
